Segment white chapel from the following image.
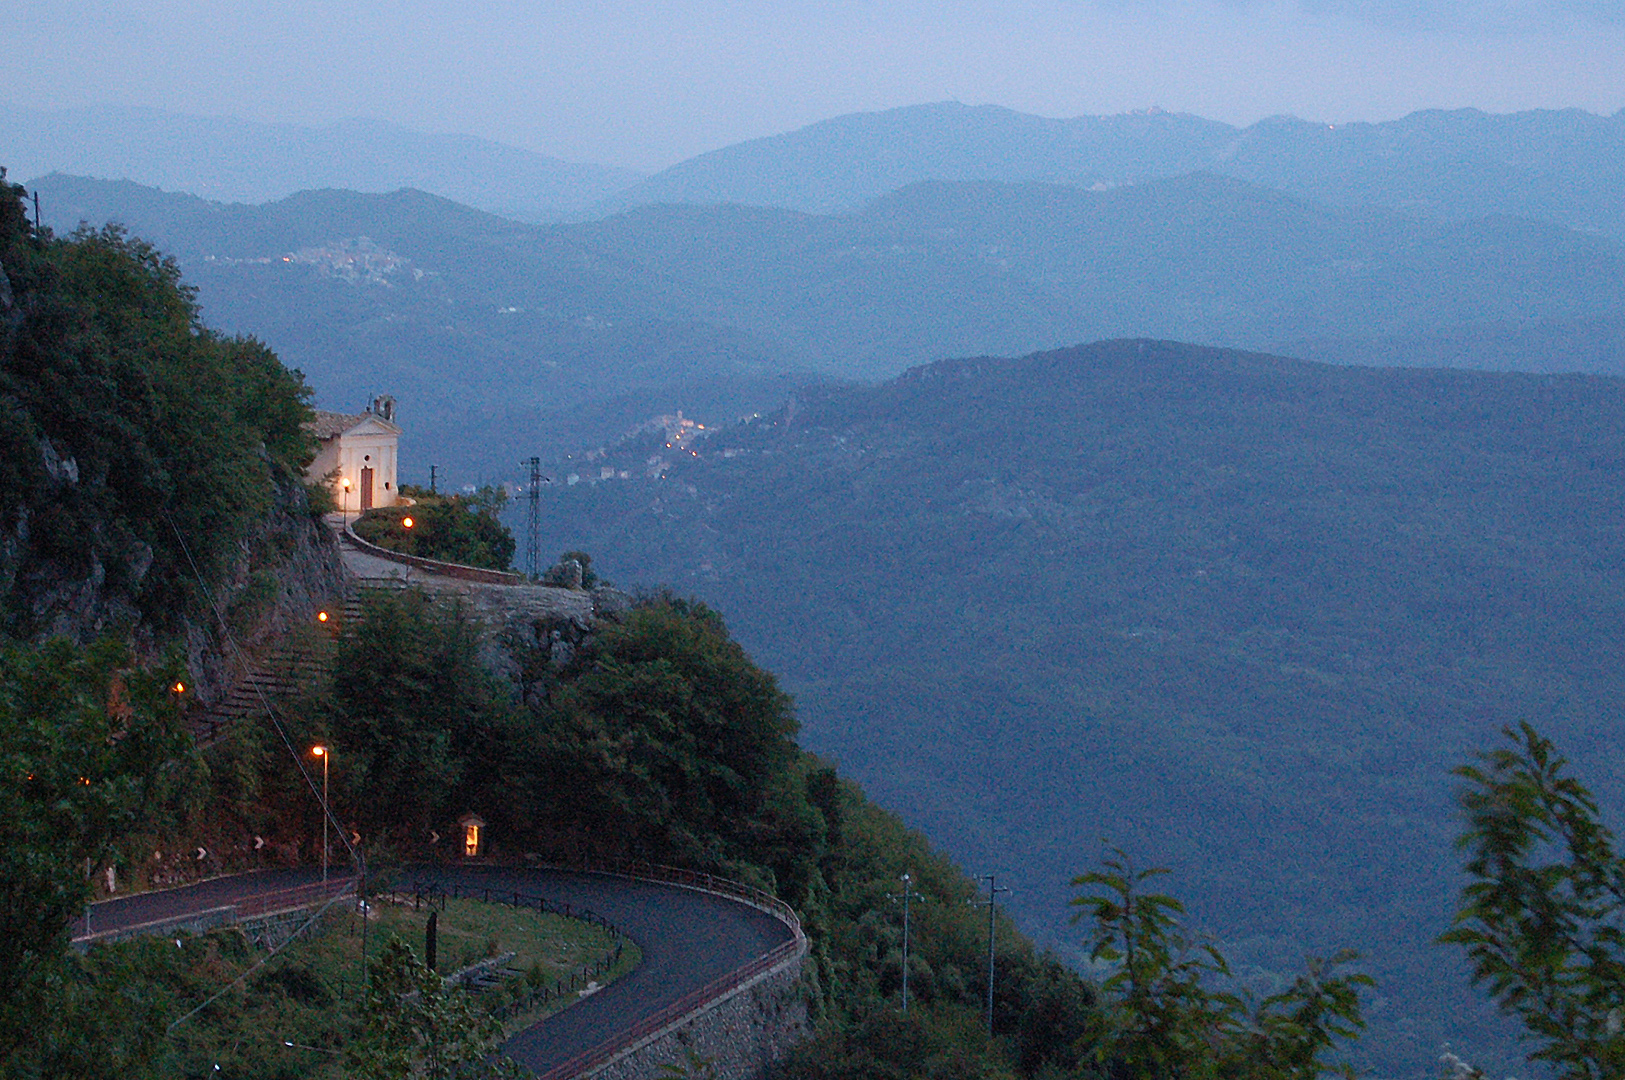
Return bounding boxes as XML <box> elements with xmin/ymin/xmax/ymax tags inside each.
<box><xmin>305</xmin><ymin>395</ymin><xmax>403</xmax><ymax>512</ymax></box>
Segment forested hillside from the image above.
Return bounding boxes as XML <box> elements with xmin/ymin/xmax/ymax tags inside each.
<box><xmin>0</xmin><ymin>169</ymin><xmax>334</xmax><ymax>651</ymax></box>
<box><xmin>525</xmin><ymin>338</ymin><xmax>1625</xmax><ymax>1075</ymax></box>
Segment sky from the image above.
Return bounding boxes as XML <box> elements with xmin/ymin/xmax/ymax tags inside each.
<box><xmin>7</xmin><ymin>0</ymin><xmax>1625</xmax><ymax>171</ymax></box>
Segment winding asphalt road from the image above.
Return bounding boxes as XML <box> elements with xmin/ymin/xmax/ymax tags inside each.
<box><xmin>77</xmin><ymin>864</ymin><xmax>794</xmax><ymax>1076</ymax></box>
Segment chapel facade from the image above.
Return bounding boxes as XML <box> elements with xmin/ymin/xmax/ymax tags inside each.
<box><xmin>305</xmin><ymin>395</ymin><xmax>403</xmax><ymax>512</ymax></box>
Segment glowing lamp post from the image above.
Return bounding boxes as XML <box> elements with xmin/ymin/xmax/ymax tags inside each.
<box><xmin>312</xmin><ymin>745</ymin><xmax>330</xmax><ymax>882</ymax></box>
<box><xmin>341</xmin><ymin>477</ymin><xmax>352</xmax><ymax>519</ymax></box>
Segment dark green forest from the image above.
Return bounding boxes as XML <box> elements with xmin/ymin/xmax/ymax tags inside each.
<box><xmin>0</xmin><ymin>169</ymin><xmax>317</xmax><ymax>639</ymax></box>
<box><xmin>524</xmin><ymin>340</ymin><xmax>1625</xmax><ymax>1075</ymax></box>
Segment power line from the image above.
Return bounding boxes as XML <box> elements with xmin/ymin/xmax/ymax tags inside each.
<box><xmin>164</xmin><ymin>513</ymin><xmax>374</xmax><ymax>1005</ymax></box>
<box><xmin>164</xmin><ymin>515</ymin><xmax>361</xmax><ymax>872</ymax></box>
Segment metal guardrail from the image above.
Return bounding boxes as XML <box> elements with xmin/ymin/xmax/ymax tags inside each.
<box><xmin>533</xmin><ymin>935</ymin><xmax>806</xmax><ymax>1080</ymax></box>
<box><xmin>72</xmin><ymin>876</ymin><xmax>356</xmax><ymax>947</ymax></box>
<box><xmin>517</xmin><ymin>856</ymin><xmax>809</xmax><ymax>1080</ymax></box>
<box><xmin>534</xmin><ymin>854</ymin><xmax>804</xmax><ymax>940</ymax></box>
<box><xmin>236</xmin><ymin>877</ymin><xmax>357</xmax><ymax>919</ymax></box>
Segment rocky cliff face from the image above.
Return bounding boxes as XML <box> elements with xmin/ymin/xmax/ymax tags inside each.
<box><xmin>0</xmin><ymin>437</ymin><xmax>346</xmax><ymax>708</ymax></box>
<box><xmin>177</xmin><ymin>478</ymin><xmax>347</xmax><ymax>707</ymax></box>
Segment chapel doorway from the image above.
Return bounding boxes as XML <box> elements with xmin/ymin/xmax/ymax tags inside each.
<box><xmin>360</xmin><ymin>467</ymin><xmax>374</xmax><ymax>510</ymax></box>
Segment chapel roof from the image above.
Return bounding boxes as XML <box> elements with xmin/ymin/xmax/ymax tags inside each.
<box><xmin>305</xmin><ymin>410</ymin><xmax>369</xmax><ymax>440</ymax></box>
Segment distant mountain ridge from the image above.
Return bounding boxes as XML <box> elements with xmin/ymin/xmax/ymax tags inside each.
<box><xmin>26</xmin><ymin>169</ymin><xmax>1625</xmax><ymax>481</ymax></box>
<box><xmin>2</xmin><ymin>104</ymin><xmax>644</xmax><ymax>222</ymax></box>
<box><xmin>605</xmin><ymin>101</ymin><xmax>1625</xmax><ymax>239</ymax></box>
<box><xmin>14</xmin><ymin>100</ymin><xmax>1625</xmax><ymax>239</ymax></box>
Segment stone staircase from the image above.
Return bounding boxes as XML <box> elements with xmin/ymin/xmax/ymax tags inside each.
<box><xmin>188</xmin><ymin>592</ymin><xmax>366</xmax><ymax>744</ymax></box>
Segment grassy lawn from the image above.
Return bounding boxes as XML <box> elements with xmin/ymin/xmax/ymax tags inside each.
<box><xmin>85</xmin><ymin>891</ymin><xmax>639</xmax><ymax>1079</ymax></box>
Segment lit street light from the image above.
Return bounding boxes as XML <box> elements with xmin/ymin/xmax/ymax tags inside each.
<box><xmin>312</xmin><ymin>745</ymin><xmax>330</xmax><ymax>883</ymax></box>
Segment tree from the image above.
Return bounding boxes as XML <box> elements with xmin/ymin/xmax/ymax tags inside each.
<box><xmin>328</xmin><ymin>588</ymin><xmax>521</xmax><ymax>842</ymax></box>
<box><xmin>0</xmin><ymin>638</ymin><xmax>193</xmax><ymax>1067</ymax></box>
<box><xmin>0</xmin><ymin>178</ymin><xmax>317</xmax><ymax>635</ymax></box>
<box><xmin>346</xmin><ymin>938</ymin><xmax>521</xmax><ymax>1080</ymax></box>
<box><xmin>534</xmin><ymin>596</ymin><xmax>799</xmax><ymax>868</ymax></box>
<box><xmin>353</xmin><ymin>487</ymin><xmax>515</xmax><ymax>571</ymax></box>
<box><xmin>1441</xmin><ymin>722</ymin><xmax>1625</xmax><ymax>1079</ymax></box>
<box><xmin>1071</xmin><ymin>850</ymin><xmax>1368</xmax><ymax>1079</ymax></box>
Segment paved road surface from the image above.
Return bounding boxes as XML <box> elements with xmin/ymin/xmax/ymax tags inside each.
<box><xmin>72</xmin><ymin>867</ymin><xmax>335</xmax><ymax>939</ymax></box>
<box><xmin>413</xmin><ymin>866</ymin><xmax>791</xmax><ymax>1074</ymax></box>
<box><xmin>79</xmin><ymin>865</ymin><xmax>793</xmax><ymax>1076</ymax></box>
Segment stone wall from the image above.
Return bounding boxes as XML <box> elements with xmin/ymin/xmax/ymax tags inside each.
<box><xmin>586</xmin><ymin>944</ymin><xmax>812</xmax><ymax>1080</ymax></box>
<box><xmin>343</xmin><ymin>521</ymin><xmax>530</xmax><ymax>584</ymax></box>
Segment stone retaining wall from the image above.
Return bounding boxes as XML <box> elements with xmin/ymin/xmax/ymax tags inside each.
<box><xmin>343</xmin><ymin>522</ymin><xmax>531</xmax><ymax>585</ymax></box>
<box><xmin>585</xmin><ymin>945</ymin><xmax>812</xmax><ymax>1080</ymax></box>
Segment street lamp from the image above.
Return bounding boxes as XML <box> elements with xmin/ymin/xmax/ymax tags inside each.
<box><xmin>312</xmin><ymin>745</ymin><xmax>330</xmax><ymax>883</ymax></box>
<box><xmin>341</xmin><ymin>477</ymin><xmax>351</xmax><ymax>519</ymax></box>
<box><xmin>888</xmin><ymin>872</ymin><xmax>925</xmax><ymax>1013</ymax></box>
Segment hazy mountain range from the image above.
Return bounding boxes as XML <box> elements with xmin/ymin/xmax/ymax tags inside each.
<box><xmin>12</xmin><ymin>101</ymin><xmax>1625</xmax><ymax>1076</ymax></box>
<box><xmin>11</xmin><ymin>101</ymin><xmax>1625</xmax><ymax>237</ymax></box>
<box><xmin>609</xmin><ymin>101</ymin><xmax>1625</xmax><ymax>239</ymax></box>
<box><xmin>525</xmin><ymin>338</ymin><xmax>1625</xmax><ymax>1077</ymax></box>
<box><xmin>0</xmin><ymin>104</ymin><xmax>643</xmax><ymax>222</ymax></box>
<box><xmin>25</xmin><ymin>166</ymin><xmax>1625</xmax><ymax>484</ymax></box>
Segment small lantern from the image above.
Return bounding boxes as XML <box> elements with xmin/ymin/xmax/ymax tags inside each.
<box><xmin>458</xmin><ymin>812</ymin><xmax>486</xmax><ymax>858</ymax></box>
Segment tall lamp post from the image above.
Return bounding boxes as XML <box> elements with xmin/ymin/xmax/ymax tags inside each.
<box><xmin>887</xmin><ymin>872</ymin><xmax>925</xmax><ymax>1013</ymax></box>
<box><xmin>312</xmin><ymin>745</ymin><xmax>330</xmax><ymax>883</ymax></box>
<box><xmin>340</xmin><ymin>477</ymin><xmax>352</xmax><ymax>520</ymax></box>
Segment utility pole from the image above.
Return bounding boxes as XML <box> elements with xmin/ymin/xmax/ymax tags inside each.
<box><xmin>887</xmin><ymin>872</ymin><xmax>925</xmax><ymax>1012</ymax></box>
<box><xmin>525</xmin><ymin>456</ymin><xmax>543</xmax><ymax>579</ymax></box>
<box><xmin>32</xmin><ymin>191</ymin><xmax>41</xmax><ymax>232</ymax></box>
<box><xmin>429</xmin><ymin>464</ymin><xmax>438</xmax><ymax>494</ymax></box>
<box><xmin>974</xmin><ymin>873</ymin><xmax>1010</xmax><ymax>1035</ymax></box>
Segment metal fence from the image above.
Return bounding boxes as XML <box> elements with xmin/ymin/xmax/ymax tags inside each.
<box><xmin>399</xmin><ymin>880</ymin><xmax>630</xmax><ymax>1021</ymax></box>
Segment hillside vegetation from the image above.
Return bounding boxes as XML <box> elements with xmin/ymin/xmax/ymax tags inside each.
<box><xmin>526</xmin><ymin>338</ymin><xmax>1625</xmax><ymax>1075</ymax></box>
<box><xmin>0</xmin><ymin>169</ymin><xmax>321</xmax><ymax>641</ymax></box>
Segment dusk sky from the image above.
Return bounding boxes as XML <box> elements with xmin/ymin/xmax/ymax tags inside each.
<box><xmin>8</xmin><ymin>0</ymin><xmax>1625</xmax><ymax>170</ymax></box>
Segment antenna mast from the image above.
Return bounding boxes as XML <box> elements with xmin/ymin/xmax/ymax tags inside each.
<box><xmin>526</xmin><ymin>456</ymin><xmax>542</xmax><ymax>580</ymax></box>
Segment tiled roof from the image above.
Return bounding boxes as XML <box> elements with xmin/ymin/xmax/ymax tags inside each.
<box><xmin>305</xmin><ymin>410</ymin><xmax>369</xmax><ymax>440</ymax></box>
